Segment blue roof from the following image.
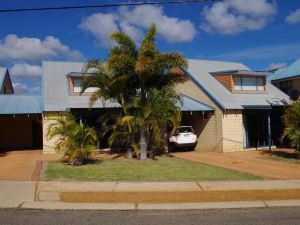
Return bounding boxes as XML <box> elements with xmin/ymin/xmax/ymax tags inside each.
<box><xmin>0</xmin><ymin>95</ymin><xmax>42</xmax><ymax>114</ymax></box>
<box><xmin>268</xmin><ymin>58</ymin><xmax>300</xmax><ymax>81</ymax></box>
<box><xmin>177</xmin><ymin>94</ymin><xmax>215</xmax><ymax>112</ymax></box>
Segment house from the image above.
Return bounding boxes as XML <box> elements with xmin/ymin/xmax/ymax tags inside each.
<box><xmin>268</xmin><ymin>58</ymin><xmax>300</xmax><ymax>101</ymax></box>
<box><xmin>0</xmin><ymin>60</ymin><xmax>290</xmax><ymax>153</ymax></box>
<box><xmin>175</xmin><ymin>60</ymin><xmax>289</xmax><ymax>152</ymax></box>
<box><xmin>0</xmin><ymin>68</ymin><xmax>42</xmax><ymax>150</ymax></box>
<box><xmin>0</xmin><ymin>67</ymin><xmax>14</xmax><ymax>94</ymax></box>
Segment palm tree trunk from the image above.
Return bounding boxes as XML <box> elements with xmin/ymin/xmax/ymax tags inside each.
<box><xmin>140</xmin><ymin>127</ymin><xmax>147</xmax><ymax>160</ymax></box>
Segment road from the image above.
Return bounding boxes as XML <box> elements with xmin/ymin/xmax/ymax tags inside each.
<box><xmin>0</xmin><ymin>207</ymin><xmax>300</xmax><ymax>225</ymax></box>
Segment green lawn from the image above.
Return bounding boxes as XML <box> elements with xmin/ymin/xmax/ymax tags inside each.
<box><xmin>43</xmin><ymin>156</ymin><xmax>261</xmax><ymax>181</ymax></box>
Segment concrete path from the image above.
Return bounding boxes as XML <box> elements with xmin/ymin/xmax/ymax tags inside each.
<box><xmin>0</xmin><ymin>180</ymin><xmax>300</xmax><ymax>210</ymax></box>
<box><xmin>172</xmin><ymin>150</ymin><xmax>300</xmax><ymax>179</ymax></box>
<box><xmin>0</xmin><ymin>180</ymin><xmax>36</xmax><ymax>208</ymax></box>
<box><xmin>0</xmin><ymin>150</ymin><xmax>61</xmax><ymax>180</ymax></box>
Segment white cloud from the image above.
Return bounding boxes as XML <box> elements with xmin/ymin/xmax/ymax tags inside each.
<box><xmin>201</xmin><ymin>0</ymin><xmax>277</xmax><ymax>34</ymax></box>
<box><xmin>79</xmin><ymin>5</ymin><xmax>196</xmax><ymax>46</ymax></box>
<box><xmin>12</xmin><ymin>82</ymin><xmax>40</xmax><ymax>94</ymax></box>
<box><xmin>79</xmin><ymin>13</ymin><xmax>119</xmax><ymax>47</ymax></box>
<box><xmin>0</xmin><ymin>34</ymin><xmax>84</xmax><ymax>62</ymax></box>
<box><xmin>286</xmin><ymin>8</ymin><xmax>300</xmax><ymax>24</ymax></box>
<box><xmin>10</xmin><ymin>64</ymin><xmax>42</xmax><ymax>79</ymax></box>
<box><xmin>119</xmin><ymin>21</ymin><xmax>144</xmax><ymax>43</ymax></box>
<box><xmin>119</xmin><ymin>6</ymin><xmax>196</xmax><ymax>43</ymax></box>
<box><xmin>267</xmin><ymin>62</ymin><xmax>287</xmax><ymax>71</ymax></box>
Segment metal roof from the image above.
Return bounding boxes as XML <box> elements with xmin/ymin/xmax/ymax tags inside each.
<box><xmin>42</xmin><ymin>60</ymin><xmax>289</xmax><ymax>112</ymax></box>
<box><xmin>43</xmin><ymin>61</ymin><xmax>118</xmax><ymax>111</ymax></box>
<box><xmin>177</xmin><ymin>94</ymin><xmax>214</xmax><ymax>111</ymax></box>
<box><xmin>211</xmin><ymin>70</ymin><xmax>267</xmax><ymax>76</ymax></box>
<box><xmin>0</xmin><ymin>95</ymin><xmax>42</xmax><ymax>114</ymax></box>
<box><xmin>268</xmin><ymin>58</ymin><xmax>300</xmax><ymax>81</ymax></box>
<box><xmin>184</xmin><ymin>59</ymin><xmax>290</xmax><ymax>110</ymax></box>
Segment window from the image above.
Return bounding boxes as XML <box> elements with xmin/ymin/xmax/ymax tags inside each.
<box><xmin>73</xmin><ymin>79</ymin><xmax>81</xmax><ymax>93</ymax></box>
<box><xmin>234</xmin><ymin>76</ymin><xmax>242</xmax><ymax>90</ymax></box>
<box><xmin>71</xmin><ymin>78</ymin><xmax>98</xmax><ymax>94</ymax></box>
<box><xmin>233</xmin><ymin>76</ymin><xmax>265</xmax><ymax>91</ymax></box>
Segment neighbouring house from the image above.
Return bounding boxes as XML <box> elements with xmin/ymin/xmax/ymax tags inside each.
<box><xmin>0</xmin><ymin>60</ymin><xmax>290</xmax><ymax>153</ymax></box>
<box><xmin>0</xmin><ymin>67</ymin><xmax>42</xmax><ymax>150</ymax></box>
<box><xmin>268</xmin><ymin>58</ymin><xmax>300</xmax><ymax>101</ymax></box>
<box><xmin>0</xmin><ymin>67</ymin><xmax>14</xmax><ymax>94</ymax></box>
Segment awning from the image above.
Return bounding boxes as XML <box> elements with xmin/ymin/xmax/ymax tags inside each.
<box><xmin>177</xmin><ymin>94</ymin><xmax>215</xmax><ymax>112</ymax></box>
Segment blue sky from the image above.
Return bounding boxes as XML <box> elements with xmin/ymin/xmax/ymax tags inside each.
<box><xmin>0</xmin><ymin>0</ymin><xmax>299</xmax><ymax>94</ymax></box>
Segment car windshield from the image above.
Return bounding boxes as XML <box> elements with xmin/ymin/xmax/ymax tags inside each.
<box><xmin>177</xmin><ymin>127</ymin><xmax>193</xmax><ymax>133</ymax></box>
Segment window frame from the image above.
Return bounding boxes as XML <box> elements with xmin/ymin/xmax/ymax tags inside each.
<box><xmin>233</xmin><ymin>75</ymin><xmax>266</xmax><ymax>92</ymax></box>
<box><xmin>68</xmin><ymin>76</ymin><xmax>98</xmax><ymax>96</ymax></box>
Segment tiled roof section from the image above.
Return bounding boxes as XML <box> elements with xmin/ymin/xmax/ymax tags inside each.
<box><xmin>0</xmin><ymin>95</ymin><xmax>41</xmax><ymax>114</ymax></box>
<box><xmin>43</xmin><ymin>61</ymin><xmax>119</xmax><ymax>111</ymax></box>
<box><xmin>268</xmin><ymin>58</ymin><xmax>300</xmax><ymax>81</ymax></box>
<box><xmin>177</xmin><ymin>94</ymin><xmax>215</xmax><ymax>111</ymax></box>
<box><xmin>184</xmin><ymin>59</ymin><xmax>290</xmax><ymax>110</ymax></box>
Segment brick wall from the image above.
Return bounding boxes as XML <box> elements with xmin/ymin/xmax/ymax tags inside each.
<box><xmin>222</xmin><ymin>111</ymin><xmax>244</xmax><ymax>152</ymax></box>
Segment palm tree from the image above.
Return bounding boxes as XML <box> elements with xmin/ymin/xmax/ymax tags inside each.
<box><xmin>82</xmin><ymin>24</ymin><xmax>188</xmax><ymax>159</ymax></box>
<box><xmin>282</xmin><ymin>101</ymin><xmax>300</xmax><ymax>151</ymax></box>
<box><xmin>124</xmin><ymin>88</ymin><xmax>181</xmax><ymax>158</ymax></box>
<box><xmin>47</xmin><ymin>113</ymin><xmax>98</xmax><ymax>166</ymax></box>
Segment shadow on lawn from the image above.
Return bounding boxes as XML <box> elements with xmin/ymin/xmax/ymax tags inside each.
<box><xmin>261</xmin><ymin>149</ymin><xmax>300</xmax><ymax>159</ymax></box>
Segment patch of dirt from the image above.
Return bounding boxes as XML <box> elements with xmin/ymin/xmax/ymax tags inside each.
<box><xmin>172</xmin><ymin>150</ymin><xmax>300</xmax><ymax>179</ymax></box>
<box><xmin>60</xmin><ymin>189</ymin><xmax>300</xmax><ymax>203</ymax></box>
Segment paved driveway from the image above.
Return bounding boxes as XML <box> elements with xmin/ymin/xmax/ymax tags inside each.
<box><xmin>0</xmin><ymin>150</ymin><xmax>61</xmax><ymax>181</ymax></box>
<box><xmin>172</xmin><ymin>150</ymin><xmax>300</xmax><ymax>180</ymax></box>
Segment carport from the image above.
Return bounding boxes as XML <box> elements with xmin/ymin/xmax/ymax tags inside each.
<box><xmin>177</xmin><ymin>94</ymin><xmax>215</xmax><ymax>136</ymax></box>
<box><xmin>0</xmin><ymin>96</ymin><xmax>42</xmax><ymax>150</ymax></box>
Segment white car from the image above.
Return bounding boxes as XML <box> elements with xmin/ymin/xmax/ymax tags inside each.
<box><xmin>169</xmin><ymin>126</ymin><xmax>197</xmax><ymax>151</ymax></box>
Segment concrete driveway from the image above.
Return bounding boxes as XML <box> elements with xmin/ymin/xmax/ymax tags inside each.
<box><xmin>172</xmin><ymin>150</ymin><xmax>300</xmax><ymax>180</ymax></box>
<box><xmin>0</xmin><ymin>150</ymin><xmax>61</xmax><ymax>181</ymax></box>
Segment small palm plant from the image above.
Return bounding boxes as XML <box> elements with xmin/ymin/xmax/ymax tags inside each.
<box><xmin>47</xmin><ymin>113</ymin><xmax>98</xmax><ymax>166</ymax></box>
<box><xmin>282</xmin><ymin>101</ymin><xmax>300</xmax><ymax>152</ymax></box>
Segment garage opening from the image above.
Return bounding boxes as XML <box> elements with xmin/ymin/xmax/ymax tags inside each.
<box><xmin>0</xmin><ymin>114</ymin><xmax>42</xmax><ymax>150</ymax></box>
<box><xmin>243</xmin><ymin>107</ymin><xmax>285</xmax><ymax>149</ymax></box>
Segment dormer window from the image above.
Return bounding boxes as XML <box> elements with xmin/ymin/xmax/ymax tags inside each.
<box><xmin>211</xmin><ymin>70</ymin><xmax>267</xmax><ymax>93</ymax></box>
<box><xmin>67</xmin><ymin>73</ymin><xmax>98</xmax><ymax>95</ymax></box>
<box><xmin>234</xmin><ymin>76</ymin><xmax>265</xmax><ymax>91</ymax></box>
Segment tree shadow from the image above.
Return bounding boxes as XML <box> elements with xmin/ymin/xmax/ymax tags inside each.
<box><xmin>261</xmin><ymin>149</ymin><xmax>299</xmax><ymax>159</ymax></box>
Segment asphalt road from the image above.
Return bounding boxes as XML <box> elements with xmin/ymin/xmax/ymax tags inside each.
<box><xmin>0</xmin><ymin>207</ymin><xmax>300</xmax><ymax>225</ymax></box>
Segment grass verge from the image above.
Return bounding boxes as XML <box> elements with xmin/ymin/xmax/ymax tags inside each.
<box><xmin>43</xmin><ymin>156</ymin><xmax>261</xmax><ymax>181</ymax></box>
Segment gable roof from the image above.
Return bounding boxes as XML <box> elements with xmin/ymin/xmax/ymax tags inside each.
<box><xmin>43</xmin><ymin>61</ymin><xmax>118</xmax><ymax>112</ymax></box>
<box><xmin>184</xmin><ymin>59</ymin><xmax>289</xmax><ymax>110</ymax></box>
<box><xmin>0</xmin><ymin>67</ymin><xmax>14</xmax><ymax>94</ymax></box>
<box><xmin>268</xmin><ymin>58</ymin><xmax>300</xmax><ymax>81</ymax></box>
<box><xmin>0</xmin><ymin>67</ymin><xmax>7</xmax><ymax>87</ymax></box>
<box><xmin>0</xmin><ymin>95</ymin><xmax>41</xmax><ymax>114</ymax></box>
